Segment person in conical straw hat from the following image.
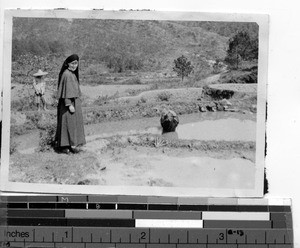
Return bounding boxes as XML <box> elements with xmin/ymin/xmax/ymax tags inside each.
<box><xmin>33</xmin><ymin>69</ymin><xmax>48</xmax><ymax>111</ymax></box>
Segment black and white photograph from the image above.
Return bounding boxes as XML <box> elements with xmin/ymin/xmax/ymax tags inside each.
<box><xmin>0</xmin><ymin>10</ymin><xmax>268</xmax><ymax>196</ymax></box>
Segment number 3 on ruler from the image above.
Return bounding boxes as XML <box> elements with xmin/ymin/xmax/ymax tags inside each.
<box><xmin>219</xmin><ymin>233</ymin><xmax>225</xmax><ymax>240</ymax></box>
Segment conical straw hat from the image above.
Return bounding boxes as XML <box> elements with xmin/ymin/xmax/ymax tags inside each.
<box><xmin>33</xmin><ymin>69</ymin><xmax>48</xmax><ymax>77</ymax></box>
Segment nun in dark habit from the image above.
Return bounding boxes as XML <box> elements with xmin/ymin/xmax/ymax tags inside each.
<box><xmin>56</xmin><ymin>54</ymin><xmax>86</xmax><ymax>154</ymax></box>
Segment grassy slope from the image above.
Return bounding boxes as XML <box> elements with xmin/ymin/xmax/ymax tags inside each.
<box><xmin>12</xmin><ymin>18</ymin><xmax>233</xmax><ymax>74</ymax></box>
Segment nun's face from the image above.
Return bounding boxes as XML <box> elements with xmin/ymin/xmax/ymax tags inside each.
<box><xmin>68</xmin><ymin>60</ymin><xmax>78</xmax><ymax>71</ymax></box>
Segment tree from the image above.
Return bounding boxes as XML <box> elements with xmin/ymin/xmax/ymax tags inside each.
<box><xmin>225</xmin><ymin>31</ymin><xmax>258</xmax><ymax>69</ymax></box>
<box><xmin>173</xmin><ymin>55</ymin><xmax>194</xmax><ymax>82</ymax></box>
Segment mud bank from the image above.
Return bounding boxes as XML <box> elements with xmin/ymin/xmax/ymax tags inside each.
<box><xmin>10</xmin><ymin>136</ymin><xmax>255</xmax><ymax>189</ymax></box>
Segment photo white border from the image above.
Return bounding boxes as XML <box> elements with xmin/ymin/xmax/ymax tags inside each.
<box><xmin>0</xmin><ymin>9</ymin><xmax>268</xmax><ymax>197</ymax></box>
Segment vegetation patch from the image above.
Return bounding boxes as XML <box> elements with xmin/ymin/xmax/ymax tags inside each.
<box><xmin>105</xmin><ymin>133</ymin><xmax>256</xmax><ymax>152</ymax></box>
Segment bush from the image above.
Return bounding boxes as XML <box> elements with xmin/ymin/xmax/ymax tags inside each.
<box><xmin>84</xmin><ymin>64</ymin><xmax>100</xmax><ymax>75</ymax></box>
<box><xmin>203</xmin><ymin>86</ymin><xmax>234</xmax><ymax>100</ymax></box>
<box><xmin>38</xmin><ymin>123</ymin><xmax>57</xmax><ymax>152</ymax></box>
<box><xmin>139</xmin><ymin>97</ymin><xmax>147</xmax><ymax>103</ymax></box>
<box><xmin>11</xmin><ymin>123</ymin><xmax>36</xmax><ymax>136</ymax></box>
<box><xmin>11</xmin><ymin>96</ymin><xmax>36</xmax><ymax>111</ymax></box>
<box><xmin>125</xmin><ymin>88</ymin><xmax>144</xmax><ymax>96</ymax></box>
<box><xmin>93</xmin><ymin>92</ymin><xmax>119</xmax><ymax>106</ymax></box>
<box><xmin>157</xmin><ymin>91</ymin><xmax>172</xmax><ymax>101</ymax></box>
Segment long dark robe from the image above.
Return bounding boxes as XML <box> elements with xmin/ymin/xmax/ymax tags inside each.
<box><xmin>56</xmin><ymin>69</ymin><xmax>86</xmax><ymax>147</ymax></box>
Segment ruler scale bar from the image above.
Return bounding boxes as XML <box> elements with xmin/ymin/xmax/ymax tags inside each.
<box><xmin>4</xmin><ymin>218</ymin><xmax>288</xmax><ymax>229</ymax></box>
<box><xmin>0</xmin><ymin>203</ymin><xmax>293</xmax><ymax>212</ymax></box>
<box><xmin>0</xmin><ymin>196</ymin><xmax>293</xmax><ymax>211</ymax></box>
<box><xmin>0</xmin><ymin>227</ymin><xmax>294</xmax><ymax>244</ymax></box>
<box><xmin>0</xmin><ymin>197</ymin><xmax>293</xmax><ymax>246</ymax></box>
<box><xmin>3</xmin><ymin>209</ymin><xmax>290</xmax><ymax>220</ymax></box>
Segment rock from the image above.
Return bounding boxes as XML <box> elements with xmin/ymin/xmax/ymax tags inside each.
<box><xmin>220</xmin><ymin>99</ymin><xmax>232</xmax><ymax>106</ymax></box>
<box><xmin>206</xmin><ymin>105</ymin><xmax>217</xmax><ymax>112</ymax></box>
<box><xmin>127</xmin><ymin>136</ymin><xmax>140</xmax><ymax>144</ymax></box>
<box><xmin>216</xmin><ymin>103</ymin><xmax>224</xmax><ymax>111</ymax></box>
<box><xmin>77</xmin><ymin>179</ymin><xmax>91</xmax><ymax>185</ymax></box>
<box><xmin>119</xmin><ymin>136</ymin><xmax>129</xmax><ymax>145</ymax></box>
<box><xmin>226</xmin><ymin>108</ymin><xmax>239</xmax><ymax>112</ymax></box>
<box><xmin>199</xmin><ymin>106</ymin><xmax>207</xmax><ymax>112</ymax></box>
<box><xmin>146</xmin><ymin>136</ymin><xmax>156</xmax><ymax>143</ymax></box>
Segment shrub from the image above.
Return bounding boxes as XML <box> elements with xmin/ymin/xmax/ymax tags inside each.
<box><xmin>38</xmin><ymin>122</ymin><xmax>57</xmax><ymax>152</ymax></box>
<box><xmin>139</xmin><ymin>96</ymin><xmax>147</xmax><ymax>103</ymax></box>
<box><xmin>149</xmin><ymin>83</ymin><xmax>159</xmax><ymax>90</ymax></box>
<box><xmin>157</xmin><ymin>91</ymin><xmax>172</xmax><ymax>102</ymax></box>
<box><xmin>84</xmin><ymin>64</ymin><xmax>99</xmax><ymax>75</ymax></box>
<box><xmin>11</xmin><ymin>96</ymin><xmax>36</xmax><ymax>111</ymax></box>
<box><xmin>11</xmin><ymin>123</ymin><xmax>36</xmax><ymax>136</ymax></box>
<box><xmin>93</xmin><ymin>92</ymin><xmax>119</xmax><ymax>106</ymax></box>
<box><xmin>125</xmin><ymin>88</ymin><xmax>145</xmax><ymax>96</ymax></box>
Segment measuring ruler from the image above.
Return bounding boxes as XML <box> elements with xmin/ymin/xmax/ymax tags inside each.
<box><xmin>0</xmin><ymin>196</ymin><xmax>294</xmax><ymax>247</ymax></box>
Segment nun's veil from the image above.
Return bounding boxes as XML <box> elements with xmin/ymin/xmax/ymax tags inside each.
<box><xmin>58</xmin><ymin>54</ymin><xmax>79</xmax><ymax>88</ymax></box>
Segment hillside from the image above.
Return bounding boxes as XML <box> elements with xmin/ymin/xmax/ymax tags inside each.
<box><xmin>12</xmin><ymin>18</ymin><xmax>258</xmax><ymax>78</ymax></box>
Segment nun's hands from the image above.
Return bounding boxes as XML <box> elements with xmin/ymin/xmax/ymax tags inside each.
<box><xmin>69</xmin><ymin>105</ymin><xmax>75</xmax><ymax>113</ymax></box>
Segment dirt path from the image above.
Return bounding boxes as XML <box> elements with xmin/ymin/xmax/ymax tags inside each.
<box><xmin>194</xmin><ymin>72</ymin><xmax>223</xmax><ymax>87</ymax></box>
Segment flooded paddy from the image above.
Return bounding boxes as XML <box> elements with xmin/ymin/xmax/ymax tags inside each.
<box><xmin>177</xmin><ymin>118</ymin><xmax>255</xmax><ymax>141</ymax></box>
<box><xmin>81</xmin><ymin>111</ymin><xmax>257</xmax><ymax>190</ymax></box>
<box><xmin>85</xmin><ymin>111</ymin><xmax>256</xmax><ymax>142</ymax></box>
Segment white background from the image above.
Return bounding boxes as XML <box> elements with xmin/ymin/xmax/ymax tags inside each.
<box><xmin>1</xmin><ymin>0</ymin><xmax>299</xmax><ymax>246</ymax></box>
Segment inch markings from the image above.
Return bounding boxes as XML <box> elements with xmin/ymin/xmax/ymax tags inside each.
<box><xmin>0</xmin><ymin>227</ymin><xmax>293</xmax><ymax>245</ymax></box>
